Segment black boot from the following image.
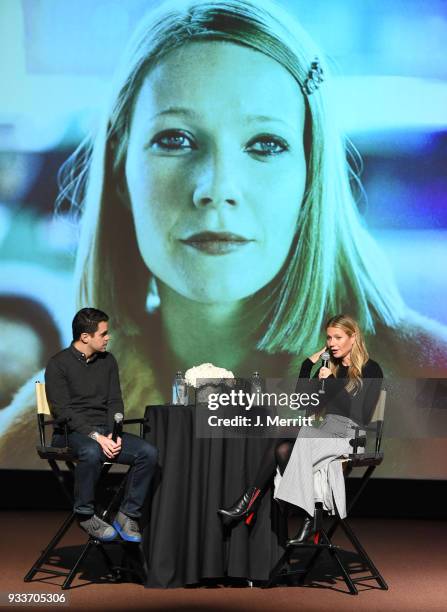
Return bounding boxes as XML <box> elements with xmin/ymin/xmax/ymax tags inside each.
<box><xmin>287</xmin><ymin>515</ymin><xmax>314</xmax><ymax>545</ymax></box>
<box><xmin>217</xmin><ymin>486</ymin><xmax>261</xmax><ymax>522</ymax></box>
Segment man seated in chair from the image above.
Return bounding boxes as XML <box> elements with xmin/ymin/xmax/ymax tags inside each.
<box><xmin>46</xmin><ymin>307</ymin><xmax>158</xmax><ymax>543</ymax></box>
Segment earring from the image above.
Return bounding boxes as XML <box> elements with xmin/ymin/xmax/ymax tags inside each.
<box><xmin>146</xmin><ymin>276</ymin><xmax>161</xmax><ymax>312</ymax></box>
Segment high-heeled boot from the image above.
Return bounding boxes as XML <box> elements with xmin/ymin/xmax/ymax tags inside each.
<box><xmin>287</xmin><ymin>505</ymin><xmax>323</xmax><ymax>545</ymax></box>
<box><xmin>217</xmin><ymin>486</ymin><xmax>261</xmax><ymax>523</ymax></box>
<box><xmin>287</xmin><ymin>515</ymin><xmax>314</xmax><ymax>545</ymax></box>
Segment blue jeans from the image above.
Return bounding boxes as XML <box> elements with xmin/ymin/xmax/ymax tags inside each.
<box><xmin>52</xmin><ymin>428</ymin><xmax>158</xmax><ymax>518</ymax></box>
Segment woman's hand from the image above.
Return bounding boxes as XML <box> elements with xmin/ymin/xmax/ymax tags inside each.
<box><xmin>308</xmin><ymin>346</ymin><xmax>327</xmax><ymax>364</ymax></box>
<box><xmin>318</xmin><ymin>367</ymin><xmax>331</xmax><ymax>379</ymax></box>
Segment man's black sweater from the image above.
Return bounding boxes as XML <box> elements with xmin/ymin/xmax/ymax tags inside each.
<box><xmin>45</xmin><ymin>344</ymin><xmax>124</xmax><ymax>435</ymax></box>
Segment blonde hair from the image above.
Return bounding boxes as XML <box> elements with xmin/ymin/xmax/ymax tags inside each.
<box><xmin>58</xmin><ymin>0</ymin><xmax>404</xmax><ymax>405</ymax></box>
<box><xmin>326</xmin><ymin>313</ymin><xmax>369</xmax><ymax>393</ymax></box>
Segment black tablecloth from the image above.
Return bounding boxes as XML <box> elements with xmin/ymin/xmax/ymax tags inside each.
<box><xmin>143</xmin><ymin>405</ymin><xmax>285</xmax><ymax>588</ymax></box>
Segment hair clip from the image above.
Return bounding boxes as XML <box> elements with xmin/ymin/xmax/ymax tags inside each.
<box><xmin>303</xmin><ymin>58</ymin><xmax>324</xmax><ymax>95</ymax></box>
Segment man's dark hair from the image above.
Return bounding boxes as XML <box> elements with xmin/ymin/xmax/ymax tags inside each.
<box><xmin>72</xmin><ymin>308</ymin><xmax>109</xmax><ymax>341</ymax></box>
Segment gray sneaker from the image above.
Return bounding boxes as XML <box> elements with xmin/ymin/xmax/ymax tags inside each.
<box><xmin>78</xmin><ymin>514</ymin><xmax>117</xmax><ymax>541</ymax></box>
<box><xmin>113</xmin><ymin>511</ymin><xmax>141</xmax><ymax>542</ymax></box>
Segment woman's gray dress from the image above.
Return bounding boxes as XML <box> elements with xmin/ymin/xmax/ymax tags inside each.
<box><xmin>274</xmin><ymin>414</ymin><xmax>361</xmax><ymax>518</ymax></box>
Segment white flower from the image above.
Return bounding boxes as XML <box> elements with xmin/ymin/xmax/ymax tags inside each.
<box><xmin>184</xmin><ymin>363</ymin><xmax>234</xmax><ymax>388</ymax></box>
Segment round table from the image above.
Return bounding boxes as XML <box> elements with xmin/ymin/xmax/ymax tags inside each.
<box><xmin>142</xmin><ymin>404</ymin><xmax>286</xmax><ymax>588</ymax></box>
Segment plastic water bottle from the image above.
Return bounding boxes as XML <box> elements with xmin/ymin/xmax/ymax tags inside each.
<box><xmin>251</xmin><ymin>371</ymin><xmax>262</xmax><ymax>407</ymax></box>
<box><xmin>172</xmin><ymin>371</ymin><xmax>188</xmax><ymax>405</ymax></box>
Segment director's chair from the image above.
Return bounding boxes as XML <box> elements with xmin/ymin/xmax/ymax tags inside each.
<box><xmin>266</xmin><ymin>389</ymin><xmax>389</xmax><ymax>595</ymax></box>
<box><xmin>23</xmin><ymin>383</ymin><xmax>149</xmax><ymax>589</ymax></box>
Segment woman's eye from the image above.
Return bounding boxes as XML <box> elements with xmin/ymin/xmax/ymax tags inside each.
<box><xmin>149</xmin><ymin>130</ymin><xmax>196</xmax><ymax>152</ymax></box>
<box><xmin>245</xmin><ymin>135</ymin><xmax>289</xmax><ymax>157</ymax></box>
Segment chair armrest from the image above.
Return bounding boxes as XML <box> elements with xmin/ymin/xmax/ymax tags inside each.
<box><xmin>348</xmin><ymin>451</ymin><xmax>384</xmax><ymax>467</ymax></box>
<box><xmin>349</xmin><ymin>421</ymin><xmax>384</xmax><ymax>454</ymax></box>
<box><xmin>349</xmin><ymin>426</ymin><xmax>366</xmax><ymax>453</ymax></box>
<box><xmin>123</xmin><ymin>417</ymin><xmax>150</xmax><ymax>425</ymax></box>
<box><xmin>38</xmin><ymin>415</ymin><xmax>70</xmax><ymax>447</ymax></box>
<box><xmin>123</xmin><ymin>416</ymin><xmax>150</xmax><ymax>438</ymax></box>
<box><xmin>37</xmin><ymin>446</ymin><xmax>74</xmax><ymax>460</ymax></box>
<box><xmin>349</xmin><ymin>435</ymin><xmax>366</xmax><ymax>450</ymax></box>
<box><xmin>43</xmin><ymin>419</ymin><xmax>61</xmax><ymax>428</ymax></box>
<box><xmin>363</xmin><ymin>422</ymin><xmax>382</xmax><ymax>432</ymax></box>
<box><xmin>43</xmin><ymin>416</ymin><xmax>70</xmax><ymax>428</ymax></box>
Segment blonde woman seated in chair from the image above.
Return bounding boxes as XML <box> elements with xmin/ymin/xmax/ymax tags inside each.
<box><xmin>219</xmin><ymin>314</ymin><xmax>383</xmax><ymax>544</ymax></box>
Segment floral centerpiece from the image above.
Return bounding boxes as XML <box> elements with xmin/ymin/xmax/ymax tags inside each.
<box><xmin>184</xmin><ymin>363</ymin><xmax>234</xmax><ymax>388</ymax></box>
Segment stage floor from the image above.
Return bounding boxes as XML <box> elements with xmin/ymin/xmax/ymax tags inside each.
<box><xmin>1</xmin><ymin>512</ymin><xmax>445</xmax><ymax>611</ymax></box>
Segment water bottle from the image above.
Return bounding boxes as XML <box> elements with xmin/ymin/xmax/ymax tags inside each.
<box><xmin>172</xmin><ymin>371</ymin><xmax>187</xmax><ymax>405</ymax></box>
<box><xmin>251</xmin><ymin>371</ymin><xmax>262</xmax><ymax>407</ymax></box>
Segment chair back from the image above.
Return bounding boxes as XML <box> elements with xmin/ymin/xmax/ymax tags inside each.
<box><xmin>35</xmin><ymin>382</ymin><xmax>51</xmax><ymax>446</ymax></box>
<box><xmin>36</xmin><ymin>382</ymin><xmax>51</xmax><ymax>415</ymax></box>
<box><xmin>370</xmin><ymin>388</ymin><xmax>386</xmax><ymax>453</ymax></box>
<box><xmin>370</xmin><ymin>389</ymin><xmax>386</xmax><ymax>423</ymax></box>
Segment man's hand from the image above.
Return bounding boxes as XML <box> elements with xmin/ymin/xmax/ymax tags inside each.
<box><xmin>96</xmin><ymin>434</ymin><xmax>122</xmax><ymax>459</ymax></box>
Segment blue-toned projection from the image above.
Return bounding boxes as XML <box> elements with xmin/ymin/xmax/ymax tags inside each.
<box><xmin>0</xmin><ymin>0</ymin><xmax>446</xmax><ymax>473</ymax></box>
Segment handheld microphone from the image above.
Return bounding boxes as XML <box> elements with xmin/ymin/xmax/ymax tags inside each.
<box><xmin>112</xmin><ymin>413</ymin><xmax>124</xmax><ymax>442</ymax></box>
<box><xmin>319</xmin><ymin>351</ymin><xmax>330</xmax><ymax>394</ymax></box>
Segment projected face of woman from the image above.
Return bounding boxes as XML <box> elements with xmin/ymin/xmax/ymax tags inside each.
<box><xmin>125</xmin><ymin>41</ymin><xmax>306</xmax><ymax>303</ymax></box>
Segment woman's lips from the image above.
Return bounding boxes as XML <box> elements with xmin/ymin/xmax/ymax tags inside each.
<box><xmin>180</xmin><ymin>232</ymin><xmax>253</xmax><ymax>255</ymax></box>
